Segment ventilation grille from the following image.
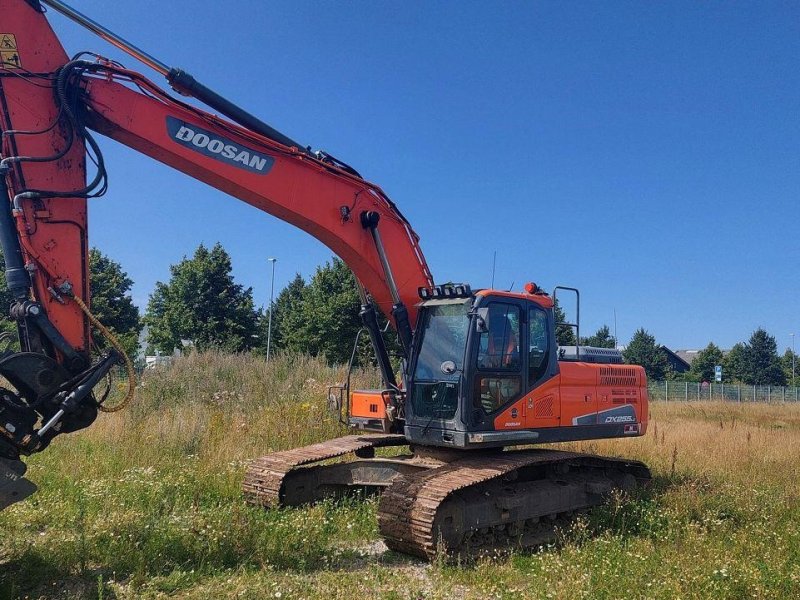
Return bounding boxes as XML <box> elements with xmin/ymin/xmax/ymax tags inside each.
<box><xmin>611</xmin><ymin>389</ymin><xmax>638</xmax><ymax>404</ymax></box>
<box><xmin>535</xmin><ymin>395</ymin><xmax>554</xmax><ymax>418</ymax></box>
<box><xmin>600</xmin><ymin>366</ymin><xmax>639</xmax><ymax>387</ymax></box>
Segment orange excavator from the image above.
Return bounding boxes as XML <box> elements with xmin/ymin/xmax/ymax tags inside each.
<box><xmin>0</xmin><ymin>0</ymin><xmax>650</xmax><ymax>558</ymax></box>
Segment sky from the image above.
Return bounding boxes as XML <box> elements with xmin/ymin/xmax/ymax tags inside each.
<box><xmin>43</xmin><ymin>0</ymin><xmax>800</xmax><ymax>351</ymax></box>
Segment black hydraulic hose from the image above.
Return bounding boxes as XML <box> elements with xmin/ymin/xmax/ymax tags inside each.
<box><xmin>0</xmin><ymin>167</ymin><xmax>31</xmax><ymax>299</ymax></box>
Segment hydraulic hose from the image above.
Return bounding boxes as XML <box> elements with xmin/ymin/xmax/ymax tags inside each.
<box><xmin>71</xmin><ymin>294</ymin><xmax>136</xmax><ymax>413</ymax></box>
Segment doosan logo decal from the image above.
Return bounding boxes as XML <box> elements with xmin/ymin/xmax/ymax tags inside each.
<box><xmin>166</xmin><ymin>117</ymin><xmax>274</xmax><ymax>175</ymax></box>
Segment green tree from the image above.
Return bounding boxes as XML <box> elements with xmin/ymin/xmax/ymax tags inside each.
<box><xmin>88</xmin><ymin>248</ymin><xmax>142</xmax><ymax>357</ymax></box>
<box><xmin>742</xmin><ymin>328</ymin><xmax>786</xmax><ymax>386</ymax></box>
<box><xmin>782</xmin><ymin>348</ymin><xmax>797</xmax><ymax>387</ymax></box>
<box><xmin>256</xmin><ymin>273</ymin><xmax>306</xmax><ymax>354</ymax></box>
<box><xmin>264</xmin><ymin>258</ymin><xmax>400</xmax><ymax>367</ymax></box>
<box><xmin>582</xmin><ymin>325</ymin><xmax>615</xmax><ymax>348</ymax></box>
<box><xmin>273</xmin><ymin>258</ymin><xmax>370</xmax><ymax>364</ymax></box>
<box><xmin>688</xmin><ymin>342</ymin><xmax>724</xmax><ymax>383</ymax></box>
<box><xmin>144</xmin><ymin>243</ymin><xmax>258</xmax><ymax>353</ymax></box>
<box><xmin>623</xmin><ymin>328</ymin><xmax>668</xmax><ymax>380</ymax></box>
<box><xmin>723</xmin><ymin>342</ymin><xmax>748</xmax><ymax>383</ymax></box>
<box><xmin>554</xmin><ymin>299</ymin><xmax>577</xmax><ymax>346</ymax></box>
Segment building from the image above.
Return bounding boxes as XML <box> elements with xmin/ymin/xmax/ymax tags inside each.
<box><xmin>661</xmin><ymin>347</ymin><xmax>692</xmax><ymax>374</ymax></box>
<box><xmin>673</xmin><ymin>349</ymin><xmax>700</xmax><ymax>367</ymax></box>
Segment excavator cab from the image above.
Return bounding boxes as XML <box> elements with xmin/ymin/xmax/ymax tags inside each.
<box><xmin>345</xmin><ymin>283</ymin><xmax>648</xmax><ymax>450</ymax></box>
<box><xmin>405</xmin><ymin>283</ymin><xmax>649</xmax><ymax>448</ymax></box>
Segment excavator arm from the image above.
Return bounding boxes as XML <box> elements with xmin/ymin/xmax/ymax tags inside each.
<box><xmin>0</xmin><ymin>0</ymin><xmax>432</xmax><ymax>479</ymax></box>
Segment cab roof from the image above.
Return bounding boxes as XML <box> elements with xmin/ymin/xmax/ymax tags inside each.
<box><xmin>476</xmin><ymin>288</ymin><xmax>555</xmax><ymax>308</ymax></box>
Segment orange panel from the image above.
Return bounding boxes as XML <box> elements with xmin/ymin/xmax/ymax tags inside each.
<box><xmin>493</xmin><ymin>376</ymin><xmax>563</xmax><ymax>430</ymax></box>
<box><xmin>558</xmin><ymin>362</ymin><xmax>599</xmax><ymax>426</ymax></box>
<box><xmin>493</xmin><ymin>362</ymin><xmax>649</xmax><ymax>436</ymax></box>
<box><xmin>350</xmin><ymin>390</ymin><xmax>387</xmax><ymax>420</ymax></box>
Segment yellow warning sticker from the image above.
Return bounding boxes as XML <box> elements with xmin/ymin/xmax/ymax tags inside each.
<box><xmin>0</xmin><ymin>35</ymin><xmax>20</xmax><ymax>69</ymax></box>
<box><xmin>0</xmin><ymin>51</ymin><xmax>20</xmax><ymax>69</ymax></box>
<box><xmin>0</xmin><ymin>34</ymin><xmax>17</xmax><ymax>50</ymax></box>
<box><xmin>0</xmin><ymin>50</ymin><xmax>20</xmax><ymax>70</ymax></box>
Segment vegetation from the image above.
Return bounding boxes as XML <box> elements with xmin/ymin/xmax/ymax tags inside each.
<box><xmin>782</xmin><ymin>349</ymin><xmax>798</xmax><ymax>387</ymax></box>
<box><xmin>262</xmin><ymin>258</ymin><xmax>366</xmax><ymax>364</ymax></box>
<box><xmin>623</xmin><ymin>328</ymin><xmax>668</xmax><ymax>380</ymax></box>
<box><xmin>553</xmin><ymin>300</ymin><xmax>576</xmax><ymax>346</ymax></box>
<box><xmin>2</xmin><ymin>352</ymin><xmax>799</xmax><ymax>599</ymax></box>
<box><xmin>739</xmin><ymin>328</ymin><xmax>787</xmax><ymax>386</ymax></box>
<box><xmin>671</xmin><ymin>330</ymin><xmax>789</xmax><ymax>386</ymax></box>
<box><xmin>0</xmin><ymin>252</ymin><xmax>17</xmax><ymax>337</ymax></box>
<box><xmin>581</xmin><ymin>325</ymin><xmax>615</xmax><ymax>349</ymax></box>
<box><xmin>144</xmin><ymin>244</ymin><xmax>258</xmax><ymax>354</ymax></box>
<box><xmin>88</xmin><ymin>249</ymin><xmax>142</xmax><ymax>358</ymax></box>
<box><xmin>722</xmin><ymin>342</ymin><xmax>748</xmax><ymax>384</ymax></box>
<box><xmin>687</xmin><ymin>342</ymin><xmax>724</xmax><ymax>383</ymax></box>
<box><xmin>257</xmin><ymin>258</ymin><xmax>398</xmax><ymax>366</ymax></box>
<box><xmin>257</xmin><ymin>273</ymin><xmax>305</xmax><ymax>355</ymax></box>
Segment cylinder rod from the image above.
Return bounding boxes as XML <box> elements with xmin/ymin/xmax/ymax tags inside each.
<box><xmin>0</xmin><ymin>167</ymin><xmax>31</xmax><ymax>299</ymax></box>
<box><xmin>38</xmin><ymin>0</ymin><xmax>307</xmax><ymax>151</ymax></box>
<box><xmin>39</xmin><ymin>0</ymin><xmax>170</xmax><ymax>76</ymax></box>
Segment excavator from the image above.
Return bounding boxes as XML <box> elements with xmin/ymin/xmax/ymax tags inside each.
<box><xmin>0</xmin><ymin>0</ymin><xmax>650</xmax><ymax>559</ymax></box>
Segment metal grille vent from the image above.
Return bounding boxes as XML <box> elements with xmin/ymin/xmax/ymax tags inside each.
<box><xmin>611</xmin><ymin>389</ymin><xmax>638</xmax><ymax>404</ymax></box>
<box><xmin>600</xmin><ymin>366</ymin><xmax>638</xmax><ymax>387</ymax></box>
<box><xmin>535</xmin><ymin>395</ymin><xmax>554</xmax><ymax>417</ymax></box>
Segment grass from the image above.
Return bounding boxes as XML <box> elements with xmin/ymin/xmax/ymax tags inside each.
<box><xmin>1</xmin><ymin>352</ymin><xmax>799</xmax><ymax>599</ymax></box>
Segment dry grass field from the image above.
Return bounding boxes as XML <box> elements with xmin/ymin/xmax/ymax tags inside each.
<box><xmin>1</xmin><ymin>352</ymin><xmax>799</xmax><ymax>599</ymax></box>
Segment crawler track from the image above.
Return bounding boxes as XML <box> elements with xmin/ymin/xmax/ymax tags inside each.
<box><xmin>242</xmin><ymin>434</ymin><xmax>407</xmax><ymax>507</ymax></box>
<box><xmin>377</xmin><ymin>449</ymin><xmax>651</xmax><ymax>559</ymax></box>
<box><xmin>244</xmin><ymin>437</ymin><xmax>650</xmax><ymax>560</ymax></box>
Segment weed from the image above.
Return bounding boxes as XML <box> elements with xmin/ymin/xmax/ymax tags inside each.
<box><xmin>1</xmin><ymin>354</ymin><xmax>799</xmax><ymax>598</ymax></box>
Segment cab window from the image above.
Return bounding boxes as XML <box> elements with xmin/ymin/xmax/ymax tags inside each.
<box><xmin>474</xmin><ymin>303</ymin><xmax>521</xmax><ymax>413</ymax></box>
<box><xmin>528</xmin><ymin>306</ymin><xmax>549</xmax><ymax>384</ymax></box>
<box><xmin>476</xmin><ymin>303</ymin><xmax>520</xmax><ymax>370</ymax></box>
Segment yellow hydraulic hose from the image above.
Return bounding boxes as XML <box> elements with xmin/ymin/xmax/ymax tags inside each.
<box><xmin>71</xmin><ymin>294</ymin><xmax>136</xmax><ymax>413</ymax></box>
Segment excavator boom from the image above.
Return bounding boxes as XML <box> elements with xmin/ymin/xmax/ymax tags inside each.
<box><xmin>0</xmin><ymin>0</ymin><xmax>431</xmax><ymax>491</ymax></box>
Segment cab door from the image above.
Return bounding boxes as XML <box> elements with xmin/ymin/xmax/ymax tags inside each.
<box><xmin>523</xmin><ymin>304</ymin><xmax>560</xmax><ymax>428</ymax></box>
<box><xmin>472</xmin><ymin>301</ymin><xmax>524</xmax><ymax>427</ymax></box>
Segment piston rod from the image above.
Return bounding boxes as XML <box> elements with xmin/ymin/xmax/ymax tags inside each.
<box><xmin>39</xmin><ymin>0</ymin><xmax>170</xmax><ymax>76</ymax></box>
<box><xmin>37</xmin><ymin>0</ymin><xmax>307</xmax><ymax>151</ymax></box>
<box><xmin>360</xmin><ymin>211</ymin><xmax>413</xmax><ymax>357</ymax></box>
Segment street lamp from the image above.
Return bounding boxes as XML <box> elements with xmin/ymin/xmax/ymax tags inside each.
<box><xmin>266</xmin><ymin>257</ymin><xmax>277</xmax><ymax>360</ymax></box>
<box><xmin>791</xmin><ymin>333</ymin><xmax>796</xmax><ymax>386</ymax></box>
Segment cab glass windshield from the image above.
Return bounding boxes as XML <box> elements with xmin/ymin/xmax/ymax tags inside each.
<box><xmin>413</xmin><ymin>300</ymin><xmax>471</xmax><ymax>382</ymax></box>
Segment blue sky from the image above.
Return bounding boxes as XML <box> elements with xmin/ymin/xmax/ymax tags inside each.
<box><xmin>45</xmin><ymin>1</ymin><xmax>799</xmax><ymax>351</ymax></box>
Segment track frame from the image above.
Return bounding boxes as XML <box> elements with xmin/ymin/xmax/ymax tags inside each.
<box><xmin>244</xmin><ymin>435</ymin><xmax>651</xmax><ymax>559</ymax></box>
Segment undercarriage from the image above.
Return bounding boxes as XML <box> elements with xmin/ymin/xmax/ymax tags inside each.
<box><xmin>243</xmin><ymin>435</ymin><xmax>651</xmax><ymax>559</ymax></box>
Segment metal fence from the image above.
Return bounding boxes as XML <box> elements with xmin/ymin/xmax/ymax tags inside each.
<box><xmin>649</xmin><ymin>380</ymin><xmax>800</xmax><ymax>403</ymax></box>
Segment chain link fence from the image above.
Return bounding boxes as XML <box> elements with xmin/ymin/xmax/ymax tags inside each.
<box><xmin>649</xmin><ymin>380</ymin><xmax>800</xmax><ymax>403</ymax></box>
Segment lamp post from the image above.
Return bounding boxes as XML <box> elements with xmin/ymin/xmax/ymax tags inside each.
<box><xmin>266</xmin><ymin>257</ymin><xmax>277</xmax><ymax>360</ymax></box>
<box><xmin>791</xmin><ymin>333</ymin><xmax>796</xmax><ymax>386</ymax></box>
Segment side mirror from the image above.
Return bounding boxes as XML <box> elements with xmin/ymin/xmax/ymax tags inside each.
<box><xmin>475</xmin><ymin>308</ymin><xmax>489</xmax><ymax>333</ymax></box>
